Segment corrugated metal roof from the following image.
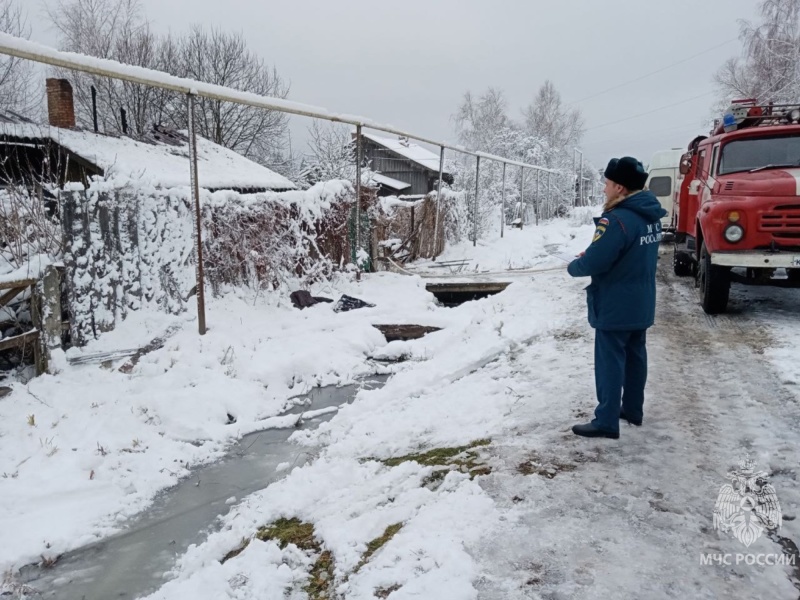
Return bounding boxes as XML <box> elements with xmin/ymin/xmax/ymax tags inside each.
<box><xmin>362</xmin><ymin>132</ymin><xmax>443</xmax><ymax>172</ymax></box>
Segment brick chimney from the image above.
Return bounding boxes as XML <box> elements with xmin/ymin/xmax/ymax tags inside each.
<box><xmin>46</xmin><ymin>78</ymin><xmax>76</xmax><ymax>129</ymax></box>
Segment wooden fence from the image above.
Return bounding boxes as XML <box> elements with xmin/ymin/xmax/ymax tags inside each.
<box><xmin>0</xmin><ymin>266</ymin><xmax>64</xmax><ymax>374</ymax></box>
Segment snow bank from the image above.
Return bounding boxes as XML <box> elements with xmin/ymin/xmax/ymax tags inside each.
<box><xmin>0</xmin><ymin>271</ymin><xmax>442</xmax><ymax>573</ymax></box>
<box><xmin>1</xmin><ymin>212</ymin><xmax>594</xmax><ymax>594</ymax></box>
<box><xmin>129</xmin><ymin>220</ymin><xmax>594</xmax><ymax>599</ymax></box>
<box><xmin>5</xmin><ymin>201</ymin><xmax>798</xmax><ymax>598</ymax></box>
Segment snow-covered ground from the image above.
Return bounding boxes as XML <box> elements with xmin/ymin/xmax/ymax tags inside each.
<box><xmin>3</xmin><ymin>211</ymin><xmax>800</xmax><ymax>599</ymax></box>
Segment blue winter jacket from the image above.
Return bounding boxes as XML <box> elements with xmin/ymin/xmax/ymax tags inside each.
<box><xmin>567</xmin><ymin>190</ymin><xmax>667</xmax><ymax>331</ymax></box>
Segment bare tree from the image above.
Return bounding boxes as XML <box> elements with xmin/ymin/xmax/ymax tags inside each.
<box><xmin>109</xmin><ymin>30</ymin><xmax>182</xmax><ymax>135</ymax></box>
<box><xmin>47</xmin><ymin>0</ymin><xmax>144</xmax><ymax>56</ymax></box>
<box><xmin>45</xmin><ymin>2</ymin><xmax>289</xmax><ymax>170</ymax></box>
<box><xmin>173</xmin><ymin>26</ymin><xmax>289</xmax><ymax>165</ymax></box>
<box><xmin>0</xmin><ymin>0</ymin><xmax>34</xmax><ymax>114</ymax></box>
<box><xmin>715</xmin><ymin>0</ymin><xmax>800</xmax><ymax>103</ymax></box>
<box><xmin>714</xmin><ymin>58</ymin><xmax>760</xmax><ymax>100</ymax></box>
<box><xmin>45</xmin><ymin>0</ymin><xmax>179</xmax><ymax>134</ymax></box>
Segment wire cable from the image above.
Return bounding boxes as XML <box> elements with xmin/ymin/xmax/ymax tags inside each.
<box><xmin>568</xmin><ymin>38</ymin><xmax>738</xmax><ymax>105</ymax></box>
<box><xmin>585</xmin><ymin>91</ymin><xmax>717</xmax><ymax>132</ymax></box>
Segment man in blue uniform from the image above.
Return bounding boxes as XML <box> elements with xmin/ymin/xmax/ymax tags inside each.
<box><xmin>567</xmin><ymin>156</ymin><xmax>666</xmax><ymax>439</ymax></box>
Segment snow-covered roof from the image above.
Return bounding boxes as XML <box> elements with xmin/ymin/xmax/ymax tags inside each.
<box><xmin>362</xmin><ymin>132</ymin><xmax>443</xmax><ymax>172</ymax></box>
<box><xmin>0</xmin><ymin>118</ymin><xmax>295</xmax><ymax>192</ymax></box>
<box><xmin>371</xmin><ymin>172</ymin><xmax>411</xmax><ymax>191</ymax></box>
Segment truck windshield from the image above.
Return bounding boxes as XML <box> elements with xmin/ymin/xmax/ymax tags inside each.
<box><xmin>719</xmin><ymin>135</ymin><xmax>800</xmax><ymax>175</ymax></box>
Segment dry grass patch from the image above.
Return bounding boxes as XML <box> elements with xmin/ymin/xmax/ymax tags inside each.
<box><xmin>377</xmin><ymin>439</ymin><xmax>492</xmax><ymax>486</ymax></box>
<box><xmin>222</xmin><ymin>518</ymin><xmax>334</xmax><ymax>599</ymax></box>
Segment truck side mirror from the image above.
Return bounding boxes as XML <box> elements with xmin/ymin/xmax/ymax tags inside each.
<box><xmin>679</xmin><ymin>153</ymin><xmax>692</xmax><ymax>175</ymax></box>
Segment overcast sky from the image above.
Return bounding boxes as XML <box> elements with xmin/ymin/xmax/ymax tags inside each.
<box><xmin>28</xmin><ymin>0</ymin><xmax>760</xmax><ymax>169</ymax></box>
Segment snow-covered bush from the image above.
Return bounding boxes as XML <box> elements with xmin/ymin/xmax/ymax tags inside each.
<box><xmin>568</xmin><ymin>206</ymin><xmax>600</xmax><ymax>227</ymax></box>
<box><xmin>61</xmin><ymin>178</ymin><xmax>357</xmax><ymax>344</ymax></box>
<box><xmin>203</xmin><ymin>181</ymin><xmax>355</xmax><ymax>292</ymax></box>
<box><xmin>0</xmin><ymin>186</ymin><xmax>62</xmax><ymax>280</ymax></box>
<box><xmin>0</xmin><ymin>186</ymin><xmax>62</xmax><ymax>371</ymax></box>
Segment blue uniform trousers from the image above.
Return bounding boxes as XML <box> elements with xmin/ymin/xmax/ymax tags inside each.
<box><xmin>592</xmin><ymin>328</ymin><xmax>648</xmax><ymax>433</ymax></box>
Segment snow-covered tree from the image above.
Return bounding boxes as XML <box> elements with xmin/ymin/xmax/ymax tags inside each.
<box><xmin>302</xmin><ymin>121</ymin><xmax>355</xmax><ymax>185</ymax></box>
<box><xmin>298</xmin><ymin>121</ymin><xmax>383</xmax><ymax>195</ymax></box>
<box><xmin>715</xmin><ymin>0</ymin><xmax>800</xmax><ymax>104</ymax></box>
<box><xmin>523</xmin><ymin>80</ymin><xmax>585</xmax><ymax>168</ymax></box>
<box><xmin>450</xmin><ymin>86</ymin><xmax>595</xmax><ymax>242</ymax></box>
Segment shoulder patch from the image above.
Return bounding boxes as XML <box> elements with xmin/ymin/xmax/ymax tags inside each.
<box><xmin>592</xmin><ymin>224</ymin><xmax>607</xmax><ymax>243</ymax></box>
<box><xmin>598</xmin><ymin>217</ymin><xmax>609</xmax><ymax>226</ymax></box>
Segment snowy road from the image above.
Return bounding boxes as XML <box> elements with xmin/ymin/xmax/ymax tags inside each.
<box><xmin>474</xmin><ymin>256</ymin><xmax>800</xmax><ymax>599</ymax></box>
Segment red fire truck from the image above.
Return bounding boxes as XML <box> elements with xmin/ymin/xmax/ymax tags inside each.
<box><xmin>673</xmin><ymin>99</ymin><xmax>800</xmax><ymax>314</ymax></box>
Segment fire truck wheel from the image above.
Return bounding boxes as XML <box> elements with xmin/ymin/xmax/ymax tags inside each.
<box><xmin>698</xmin><ymin>242</ymin><xmax>730</xmax><ymax>314</ymax></box>
<box><xmin>673</xmin><ymin>249</ymin><xmax>693</xmax><ymax>277</ymax></box>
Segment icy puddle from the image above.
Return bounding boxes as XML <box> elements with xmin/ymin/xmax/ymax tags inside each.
<box><xmin>19</xmin><ymin>375</ymin><xmax>389</xmax><ymax>600</ymax></box>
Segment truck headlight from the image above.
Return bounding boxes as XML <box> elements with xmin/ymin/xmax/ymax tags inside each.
<box><xmin>724</xmin><ymin>224</ymin><xmax>744</xmax><ymax>243</ymax></box>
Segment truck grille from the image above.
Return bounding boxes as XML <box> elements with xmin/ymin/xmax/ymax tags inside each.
<box><xmin>759</xmin><ymin>205</ymin><xmax>800</xmax><ymax>237</ymax></box>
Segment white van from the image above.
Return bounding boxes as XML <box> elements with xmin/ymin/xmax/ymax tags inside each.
<box><xmin>646</xmin><ymin>149</ymin><xmax>684</xmax><ymax>231</ymax></box>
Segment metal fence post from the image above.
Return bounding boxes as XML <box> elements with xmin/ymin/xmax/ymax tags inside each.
<box><xmin>187</xmin><ymin>93</ymin><xmax>206</xmax><ymax>335</ymax></box>
<box><xmin>519</xmin><ymin>167</ymin><xmax>525</xmax><ymax>230</ymax></box>
<box><xmin>572</xmin><ymin>148</ymin><xmax>582</xmax><ymax>207</ymax></box>
<box><xmin>500</xmin><ymin>162</ymin><xmax>506</xmax><ymax>238</ymax></box>
<box><xmin>578</xmin><ymin>150</ymin><xmax>584</xmax><ymax>206</ymax></box>
<box><xmin>473</xmin><ymin>156</ymin><xmax>481</xmax><ymax>247</ymax></box>
<box><xmin>433</xmin><ymin>145</ymin><xmax>445</xmax><ymax>259</ymax></box>
<box><xmin>582</xmin><ymin>176</ymin><xmax>589</xmax><ymax>206</ymax></box>
<box><xmin>355</xmin><ymin>123</ymin><xmax>362</xmax><ymax>280</ymax></box>
<box><xmin>546</xmin><ymin>171</ymin><xmax>552</xmax><ymax>218</ymax></box>
<box><xmin>535</xmin><ymin>169</ymin><xmax>540</xmax><ymax>226</ymax></box>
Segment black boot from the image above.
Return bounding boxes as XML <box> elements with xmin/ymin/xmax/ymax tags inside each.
<box><xmin>619</xmin><ymin>411</ymin><xmax>642</xmax><ymax>426</ymax></box>
<box><xmin>571</xmin><ymin>423</ymin><xmax>619</xmax><ymax>439</ymax></box>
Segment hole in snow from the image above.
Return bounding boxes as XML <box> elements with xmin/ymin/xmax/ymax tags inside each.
<box><xmin>425</xmin><ymin>282</ymin><xmax>511</xmax><ymax>307</ymax></box>
<box><xmin>372</xmin><ymin>324</ymin><xmax>441</xmax><ymax>342</ymax></box>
